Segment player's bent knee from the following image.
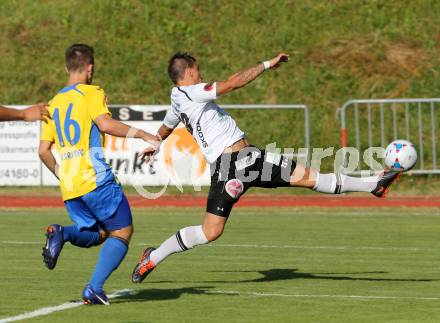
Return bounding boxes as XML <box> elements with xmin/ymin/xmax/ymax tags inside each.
<box><xmin>203</xmin><ymin>225</ymin><xmax>224</xmax><ymax>242</ymax></box>
<box><xmin>98</xmin><ymin>230</ymin><xmax>109</xmax><ymax>244</ymax></box>
<box><xmin>110</xmin><ymin>225</ymin><xmax>133</xmax><ymax>244</ymax></box>
<box><xmin>203</xmin><ymin>212</ymin><xmax>227</xmax><ymax>242</ymax></box>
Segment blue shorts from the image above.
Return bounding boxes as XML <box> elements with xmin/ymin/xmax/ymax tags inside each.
<box><xmin>65</xmin><ymin>181</ymin><xmax>132</xmax><ymax>232</ymax></box>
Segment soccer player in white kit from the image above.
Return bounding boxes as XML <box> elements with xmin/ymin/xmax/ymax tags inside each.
<box><xmin>131</xmin><ymin>52</ymin><xmax>401</xmax><ymax>283</ymax></box>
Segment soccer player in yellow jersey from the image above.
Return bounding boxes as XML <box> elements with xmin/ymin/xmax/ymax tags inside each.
<box><xmin>0</xmin><ymin>103</ymin><xmax>48</xmax><ymax>121</ymax></box>
<box><xmin>39</xmin><ymin>44</ymin><xmax>159</xmax><ymax>305</ymax></box>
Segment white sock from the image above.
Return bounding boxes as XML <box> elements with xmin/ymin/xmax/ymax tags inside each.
<box><xmin>150</xmin><ymin>225</ymin><xmax>208</xmax><ymax>266</ymax></box>
<box><xmin>180</xmin><ymin>225</ymin><xmax>209</xmax><ymax>248</ymax></box>
<box><xmin>314</xmin><ymin>173</ymin><xmax>378</xmax><ymax>194</ymax></box>
<box><xmin>340</xmin><ymin>174</ymin><xmax>378</xmax><ymax>193</ymax></box>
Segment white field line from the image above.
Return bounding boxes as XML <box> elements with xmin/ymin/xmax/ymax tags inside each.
<box><xmin>1</xmin><ymin>211</ymin><xmax>440</xmax><ymax>217</ymax></box>
<box><xmin>207</xmin><ymin>290</ymin><xmax>440</xmax><ymax>301</ymax></box>
<box><xmin>1</xmin><ymin>240</ymin><xmax>433</xmax><ymax>252</ymax></box>
<box><xmin>134</xmin><ymin>242</ymin><xmax>432</xmax><ymax>252</ymax></box>
<box><xmin>0</xmin><ymin>288</ymin><xmax>438</xmax><ymax>323</ymax></box>
<box><xmin>211</xmin><ymin>243</ymin><xmax>430</xmax><ymax>252</ymax></box>
<box><xmin>0</xmin><ymin>289</ymin><xmax>137</xmax><ymax>323</ymax></box>
<box><xmin>227</xmin><ymin>210</ymin><xmax>440</xmax><ymax>217</ymax></box>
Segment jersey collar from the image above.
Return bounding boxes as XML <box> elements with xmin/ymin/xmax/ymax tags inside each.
<box><xmin>59</xmin><ymin>82</ymin><xmax>84</xmax><ymax>95</ymax></box>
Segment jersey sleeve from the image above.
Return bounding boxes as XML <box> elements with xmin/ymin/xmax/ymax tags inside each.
<box><xmin>187</xmin><ymin>83</ymin><xmax>217</xmax><ymax>103</ymax></box>
<box><xmin>40</xmin><ymin>119</ymin><xmax>55</xmax><ymax>142</ymax></box>
<box><xmin>163</xmin><ymin>104</ymin><xmax>180</xmax><ymax>129</ymax></box>
<box><xmin>87</xmin><ymin>87</ymin><xmax>111</xmax><ymax>120</ymax></box>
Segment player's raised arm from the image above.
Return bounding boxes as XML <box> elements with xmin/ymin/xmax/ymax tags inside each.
<box><xmin>0</xmin><ymin>103</ymin><xmax>49</xmax><ymax>121</ymax></box>
<box><xmin>216</xmin><ymin>53</ymin><xmax>289</xmax><ymax>96</ymax></box>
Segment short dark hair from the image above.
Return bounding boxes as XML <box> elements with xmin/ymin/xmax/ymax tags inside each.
<box><xmin>168</xmin><ymin>52</ymin><xmax>197</xmax><ymax>84</ymax></box>
<box><xmin>65</xmin><ymin>44</ymin><xmax>94</xmax><ymax>72</ymax></box>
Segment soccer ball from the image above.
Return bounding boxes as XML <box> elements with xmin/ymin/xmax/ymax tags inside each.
<box><xmin>384</xmin><ymin>140</ymin><xmax>417</xmax><ymax>172</ymax></box>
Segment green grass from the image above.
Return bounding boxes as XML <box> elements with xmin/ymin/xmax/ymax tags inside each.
<box><xmin>2</xmin><ymin>207</ymin><xmax>440</xmax><ymax>322</ymax></box>
<box><xmin>1</xmin><ymin>172</ymin><xmax>440</xmax><ymax>196</ymax></box>
<box><xmin>2</xmin><ymin>0</ymin><xmax>440</xmax><ymax>150</ymax></box>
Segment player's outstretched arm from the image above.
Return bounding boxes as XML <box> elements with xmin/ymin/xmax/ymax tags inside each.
<box><xmin>0</xmin><ymin>103</ymin><xmax>49</xmax><ymax>121</ymax></box>
<box><xmin>216</xmin><ymin>53</ymin><xmax>289</xmax><ymax>96</ymax></box>
<box><xmin>39</xmin><ymin>140</ymin><xmax>58</xmax><ymax>178</ymax></box>
<box><xmin>94</xmin><ymin>114</ymin><xmax>159</xmax><ymax>144</ymax></box>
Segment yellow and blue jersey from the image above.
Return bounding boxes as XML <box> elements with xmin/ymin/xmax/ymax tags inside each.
<box><xmin>41</xmin><ymin>83</ymin><xmax>115</xmax><ymax>201</ymax></box>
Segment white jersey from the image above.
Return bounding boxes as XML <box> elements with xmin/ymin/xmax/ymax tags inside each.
<box><xmin>164</xmin><ymin>82</ymin><xmax>245</xmax><ymax>163</ymax></box>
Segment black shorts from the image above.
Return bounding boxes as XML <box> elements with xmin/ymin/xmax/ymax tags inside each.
<box><xmin>206</xmin><ymin>146</ymin><xmax>297</xmax><ymax>217</ymax></box>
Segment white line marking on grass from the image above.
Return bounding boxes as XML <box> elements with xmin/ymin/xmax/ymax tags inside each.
<box><xmin>207</xmin><ymin>290</ymin><xmax>440</xmax><ymax>301</ymax></box>
<box><xmin>0</xmin><ymin>289</ymin><xmax>137</xmax><ymax>323</ymax></box>
<box><xmin>211</xmin><ymin>243</ymin><xmax>429</xmax><ymax>252</ymax></box>
<box><xmin>135</xmin><ymin>242</ymin><xmax>432</xmax><ymax>252</ymax></box>
<box><xmin>2</xmin><ymin>240</ymin><xmax>431</xmax><ymax>252</ymax></box>
<box><xmin>231</xmin><ymin>210</ymin><xmax>440</xmax><ymax>217</ymax></box>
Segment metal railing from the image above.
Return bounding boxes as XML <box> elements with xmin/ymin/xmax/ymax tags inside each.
<box><xmin>222</xmin><ymin>104</ymin><xmax>310</xmax><ymax>165</ymax></box>
<box><xmin>338</xmin><ymin>99</ymin><xmax>440</xmax><ymax>174</ymax></box>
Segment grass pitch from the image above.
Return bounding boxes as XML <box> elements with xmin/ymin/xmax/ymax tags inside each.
<box><xmin>3</xmin><ymin>0</ymin><xmax>440</xmax><ymax>151</ymax></box>
<box><xmin>1</xmin><ymin>207</ymin><xmax>440</xmax><ymax>322</ymax></box>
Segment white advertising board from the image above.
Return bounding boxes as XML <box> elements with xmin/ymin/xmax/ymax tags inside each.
<box><xmin>0</xmin><ymin>106</ymin><xmax>41</xmax><ymax>185</ymax></box>
<box><xmin>0</xmin><ymin>105</ymin><xmax>211</xmax><ymax>187</ymax></box>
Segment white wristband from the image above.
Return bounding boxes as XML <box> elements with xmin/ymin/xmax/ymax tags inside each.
<box><xmin>263</xmin><ymin>61</ymin><xmax>270</xmax><ymax>70</ymax></box>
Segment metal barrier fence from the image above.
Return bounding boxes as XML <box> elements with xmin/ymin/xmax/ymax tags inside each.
<box><xmin>338</xmin><ymin>99</ymin><xmax>440</xmax><ymax>175</ymax></box>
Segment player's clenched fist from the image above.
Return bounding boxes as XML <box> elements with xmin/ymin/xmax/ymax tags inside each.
<box><xmin>268</xmin><ymin>53</ymin><xmax>289</xmax><ymax>69</ymax></box>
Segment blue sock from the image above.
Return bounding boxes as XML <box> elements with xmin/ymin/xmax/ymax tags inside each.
<box><xmin>62</xmin><ymin>225</ymin><xmax>101</xmax><ymax>248</ymax></box>
<box><xmin>89</xmin><ymin>237</ymin><xmax>128</xmax><ymax>292</ymax></box>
